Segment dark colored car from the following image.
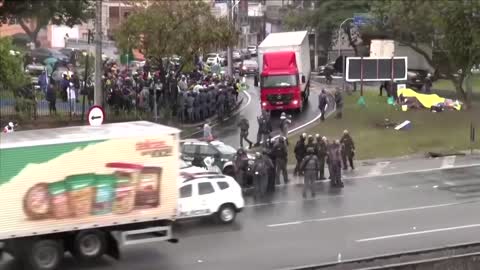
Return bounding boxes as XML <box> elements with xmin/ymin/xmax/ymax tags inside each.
<box><xmin>406</xmin><ymin>69</ymin><xmax>434</xmax><ymax>90</ymax></box>
<box><xmin>180</xmin><ymin>139</ymin><xmax>254</xmax><ymax>178</ymax></box>
<box><xmin>239</xmin><ymin>59</ymin><xmax>259</xmax><ymax>76</ymax></box>
<box><xmin>29</xmin><ymin>48</ymin><xmax>69</xmax><ymax>63</ymax></box>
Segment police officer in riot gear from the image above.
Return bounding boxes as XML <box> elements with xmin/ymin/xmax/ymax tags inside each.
<box><xmin>273</xmin><ymin>136</ymin><xmax>289</xmax><ymax>185</ymax></box>
<box><xmin>252</xmin><ymin>152</ymin><xmax>269</xmax><ymax>198</ymax></box>
<box><xmin>340</xmin><ymin>129</ymin><xmax>355</xmax><ymax>170</ymax></box>
<box><xmin>300</xmin><ymin>147</ymin><xmax>320</xmax><ymax>198</ymax></box>
<box><xmin>318</xmin><ymin>89</ymin><xmax>328</xmax><ymax>121</ymax></box>
<box><xmin>328</xmin><ymin>140</ymin><xmax>344</xmax><ymax>188</ymax></box>
<box><xmin>234</xmin><ymin>148</ymin><xmax>249</xmax><ymax>190</ymax></box>
<box><xmin>317</xmin><ymin>136</ymin><xmax>328</xmax><ymax>180</ymax></box>
<box><xmin>256</xmin><ymin>111</ymin><xmax>271</xmax><ymax>147</ymax></box>
<box><xmin>186</xmin><ymin>92</ymin><xmax>195</xmax><ymax>122</ymax></box>
<box><xmin>262</xmin><ymin>149</ymin><xmax>276</xmax><ymax>193</ymax></box>
<box><xmin>293</xmin><ymin>133</ymin><xmax>307</xmax><ymax>176</ymax></box>
<box><xmin>238</xmin><ymin>117</ymin><xmax>253</xmax><ymax>149</ymax></box>
<box><xmin>216</xmin><ymin>88</ymin><xmax>226</xmax><ymax>121</ymax></box>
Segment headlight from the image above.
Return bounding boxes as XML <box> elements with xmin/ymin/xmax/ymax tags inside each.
<box><xmin>292</xmin><ymin>99</ymin><xmax>299</xmax><ymax>105</ymax></box>
<box><xmin>262</xmin><ymin>102</ymin><xmax>267</xmax><ymax>107</ymax></box>
<box><xmin>242</xmin><ymin>66</ymin><xmax>247</xmax><ymax>70</ymax></box>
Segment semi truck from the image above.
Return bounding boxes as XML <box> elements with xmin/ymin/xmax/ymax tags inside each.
<box><xmin>0</xmin><ymin>121</ymin><xmax>180</xmax><ymax>270</ymax></box>
<box><xmin>255</xmin><ymin>31</ymin><xmax>311</xmax><ymax>112</ymax></box>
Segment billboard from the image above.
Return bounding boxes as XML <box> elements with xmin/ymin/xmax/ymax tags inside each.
<box><xmin>346</xmin><ymin>57</ymin><xmax>408</xmax><ymax>82</ymax></box>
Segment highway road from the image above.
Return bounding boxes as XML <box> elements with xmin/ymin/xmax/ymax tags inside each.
<box><xmin>189</xmin><ymin>76</ymin><xmax>335</xmax><ymax>147</ymax></box>
<box><xmin>2</xmin><ymin>161</ymin><xmax>479</xmax><ymax>270</ymax></box>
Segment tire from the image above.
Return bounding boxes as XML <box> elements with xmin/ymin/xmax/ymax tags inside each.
<box><xmin>71</xmin><ymin>230</ymin><xmax>107</xmax><ymax>263</ymax></box>
<box><xmin>217</xmin><ymin>204</ymin><xmax>237</xmax><ymax>224</ymax></box>
<box><xmin>24</xmin><ymin>239</ymin><xmax>63</xmax><ymax>270</ymax></box>
<box><xmin>223</xmin><ymin>166</ymin><xmax>234</xmax><ymax>177</ymax></box>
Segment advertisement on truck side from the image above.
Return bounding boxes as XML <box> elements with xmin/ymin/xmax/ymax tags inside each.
<box><xmin>0</xmin><ymin>136</ymin><xmax>179</xmax><ymax>240</ymax></box>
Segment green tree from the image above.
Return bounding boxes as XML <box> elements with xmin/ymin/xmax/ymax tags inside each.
<box><xmin>283</xmin><ymin>0</ymin><xmax>370</xmax><ymax>58</ymax></box>
<box><xmin>115</xmin><ymin>1</ymin><xmax>237</xmax><ymax>75</ymax></box>
<box><xmin>0</xmin><ymin>0</ymin><xmax>93</xmax><ymax>47</ymax></box>
<box><xmin>0</xmin><ymin>37</ymin><xmax>28</xmax><ymax>94</ymax></box>
<box><xmin>369</xmin><ymin>0</ymin><xmax>480</xmax><ymax>106</ymax></box>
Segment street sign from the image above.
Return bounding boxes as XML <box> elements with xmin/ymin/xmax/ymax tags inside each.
<box><xmin>346</xmin><ymin>57</ymin><xmax>408</xmax><ymax>82</ymax></box>
<box><xmin>353</xmin><ymin>13</ymin><xmax>373</xmax><ymax>26</ymax></box>
<box><xmin>87</xmin><ymin>105</ymin><xmax>105</xmax><ymax>126</ymax></box>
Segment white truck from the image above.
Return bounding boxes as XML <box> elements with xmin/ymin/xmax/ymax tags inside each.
<box><xmin>255</xmin><ymin>31</ymin><xmax>311</xmax><ymax>112</ymax></box>
<box><xmin>0</xmin><ymin>121</ymin><xmax>180</xmax><ymax>270</ymax></box>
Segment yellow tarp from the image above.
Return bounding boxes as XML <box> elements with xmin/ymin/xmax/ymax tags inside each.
<box><xmin>397</xmin><ymin>88</ymin><xmax>445</xmax><ymax>109</ymax></box>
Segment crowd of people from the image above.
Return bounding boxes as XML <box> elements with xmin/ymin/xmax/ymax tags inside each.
<box><xmin>100</xmin><ymin>61</ymin><xmax>244</xmax><ymax>122</ymax></box>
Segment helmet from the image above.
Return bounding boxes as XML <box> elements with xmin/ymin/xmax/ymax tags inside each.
<box><xmin>237</xmin><ymin>148</ymin><xmax>245</xmax><ymax>154</ymax></box>
<box><xmin>343</xmin><ymin>129</ymin><xmax>349</xmax><ymax>134</ymax></box>
<box><xmin>301</xmin><ymin>133</ymin><xmax>307</xmax><ymax>139</ymax></box>
<box><xmin>8</xmin><ymin>122</ymin><xmax>14</xmax><ymax>128</ymax></box>
<box><xmin>315</xmin><ymin>134</ymin><xmax>320</xmax><ymax>138</ymax></box>
<box><xmin>280</xmin><ymin>112</ymin><xmax>286</xmax><ymax>119</ymax></box>
<box><xmin>278</xmin><ymin>136</ymin><xmax>285</xmax><ymax>143</ymax></box>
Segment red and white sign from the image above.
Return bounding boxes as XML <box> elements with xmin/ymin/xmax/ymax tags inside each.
<box><xmin>87</xmin><ymin>105</ymin><xmax>105</xmax><ymax>126</ymax></box>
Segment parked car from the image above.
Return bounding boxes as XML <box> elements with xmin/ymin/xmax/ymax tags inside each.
<box><xmin>239</xmin><ymin>59</ymin><xmax>259</xmax><ymax>76</ymax></box>
<box><xmin>233</xmin><ymin>50</ymin><xmax>242</xmax><ymax>61</ymax></box>
<box><xmin>206</xmin><ymin>53</ymin><xmax>224</xmax><ymax>66</ymax></box>
<box><xmin>29</xmin><ymin>48</ymin><xmax>69</xmax><ymax>63</ymax></box>
<box><xmin>247</xmin><ymin>45</ymin><xmax>257</xmax><ymax>56</ymax></box>
<box><xmin>25</xmin><ymin>64</ymin><xmax>47</xmax><ymax>89</ymax></box>
<box><xmin>178</xmin><ymin>160</ymin><xmax>244</xmax><ymax>224</ymax></box>
<box><xmin>180</xmin><ymin>139</ymin><xmax>254</xmax><ymax>178</ymax></box>
<box><xmin>406</xmin><ymin>69</ymin><xmax>434</xmax><ymax>90</ymax></box>
<box><xmin>233</xmin><ymin>61</ymin><xmax>243</xmax><ymax>73</ymax></box>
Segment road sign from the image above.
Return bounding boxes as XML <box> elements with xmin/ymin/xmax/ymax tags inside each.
<box><xmin>87</xmin><ymin>105</ymin><xmax>105</xmax><ymax>126</ymax></box>
<box><xmin>346</xmin><ymin>57</ymin><xmax>408</xmax><ymax>82</ymax></box>
<box><xmin>353</xmin><ymin>13</ymin><xmax>373</xmax><ymax>26</ymax></box>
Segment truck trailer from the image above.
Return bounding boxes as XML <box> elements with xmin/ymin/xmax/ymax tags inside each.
<box><xmin>256</xmin><ymin>31</ymin><xmax>311</xmax><ymax>112</ymax></box>
<box><xmin>0</xmin><ymin>121</ymin><xmax>180</xmax><ymax>270</ymax></box>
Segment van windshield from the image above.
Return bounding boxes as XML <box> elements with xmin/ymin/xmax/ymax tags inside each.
<box><xmin>261</xmin><ymin>75</ymin><xmax>298</xmax><ymax>88</ymax></box>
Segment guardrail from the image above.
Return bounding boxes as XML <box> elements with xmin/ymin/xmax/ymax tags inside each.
<box><xmin>287</xmin><ymin>241</ymin><xmax>480</xmax><ymax>270</ymax></box>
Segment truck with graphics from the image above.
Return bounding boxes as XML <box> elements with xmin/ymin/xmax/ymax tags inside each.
<box><xmin>255</xmin><ymin>31</ymin><xmax>311</xmax><ymax>112</ymax></box>
<box><xmin>0</xmin><ymin>121</ymin><xmax>180</xmax><ymax>270</ymax></box>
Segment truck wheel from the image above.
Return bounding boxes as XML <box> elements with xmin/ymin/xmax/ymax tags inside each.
<box><xmin>25</xmin><ymin>239</ymin><xmax>63</xmax><ymax>270</ymax></box>
<box><xmin>72</xmin><ymin>230</ymin><xmax>107</xmax><ymax>262</ymax></box>
<box><xmin>217</xmin><ymin>204</ymin><xmax>236</xmax><ymax>224</ymax></box>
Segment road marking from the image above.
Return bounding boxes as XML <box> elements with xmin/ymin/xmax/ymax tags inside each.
<box><xmin>267</xmin><ymin>201</ymin><xmax>473</xmax><ymax>228</ymax></box>
<box><xmin>356</xmin><ymin>223</ymin><xmax>480</xmax><ymax>242</ymax></box>
<box><xmin>441</xmin><ymin>156</ymin><xmax>456</xmax><ymax>168</ymax></box>
<box><xmin>367</xmin><ymin>161</ymin><xmax>391</xmax><ymax>176</ymax></box>
<box><xmin>271</xmin><ymin>90</ymin><xmax>336</xmax><ymax>140</ymax></box>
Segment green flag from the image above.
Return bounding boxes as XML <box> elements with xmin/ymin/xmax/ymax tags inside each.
<box><xmin>357</xmin><ymin>96</ymin><xmax>366</xmax><ymax>107</ymax></box>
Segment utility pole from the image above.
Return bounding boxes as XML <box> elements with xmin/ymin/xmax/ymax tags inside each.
<box><xmin>227</xmin><ymin>0</ymin><xmax>233</xmax><ymax>77</ymax></box>
<box><xmin>94</xmin><ymin>0</ymin><xmax>103</xmax><ymax>106</ymax></box>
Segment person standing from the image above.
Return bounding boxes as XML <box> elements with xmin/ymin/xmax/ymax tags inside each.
<box><xmin>293</xmin><ymin>133</ymin><xmax>307</xmax><ymax>176</ymax></box>
<box><xmin>203</xmin><ymin>123</ymin><xmax>213</xmax><ymax>141</ymax></box>
<box><xmin>279</xmin><ymin>112</ymin><xmax>291</xmax><ymax>145</ymax></box>
<box><xmin>317</xmin><ymin>136</ymin><xmax>328</xmax><ymax>180</ymax></box>
<box><xmin>252</xmin><ymin>152</ymin><xmax>268</xmax><ymax>199</ymax></box>
<box><xmin>238</xmin><ymin>117</ymin><xmax>253</xmax><ymax>149</ymax></box>
<box><xmin>340</xmin><ymin>129</ymin><xmax>355</xmax><ymax>170</ymax></box>
<box><xmin>306</xmin><ymin>134</ymin><xmax>315</xmax><ymax>150</ymax></box>
<box><xmin>328</xmin><ymin>140</ymin><xmax>344</xmax><ymax>188</ymax></box>
<box><xmin>273</xmin><ymin>137</ymin><xmax>289</xmax><ymax>185</ymax></box>
<box><xmin>318</xmin><ymin>89</ymin><xmax>328</xmax><ymax>121</ymax></box>
<box><xmin>67</xmin><ymin>82</ymin><xmax>77</xmax><ymax>116</ymax></box>
<box><xmin>300</xmin><ymin>147</ymin><xmax>319</xmax><ymax>198</ymax></box>
<box><xmin>234</xmin><ymin>148</ymin><xmax>249</xmax><ymax>190</ymax></box>
<box><xmin>261</xmin><ymin>149</ymin><xmax>275</xmax><ymax>193</ymax></box>
<box><xmin>334</xmin><ymin>88</ymin><xmax>343</xmax><ymax>119</ymax></box>
<box><xmin>256</xmin><ymin>113</ymin><xmax>269</xmax><ymax>147</ymax></box>
<box><xmin>424</xmin><ymin>73</ymin><xmax>433</xmax><ymax>93</ymax></box>
<box><xmin>216</xmin><ymin>89</ymin><xmax>226</xmax><ymax>121</ymax></box>
<box><xmin>46</xmin><ymin>82</ymin><xmax>57</xmax><ymax>115</ymax></box>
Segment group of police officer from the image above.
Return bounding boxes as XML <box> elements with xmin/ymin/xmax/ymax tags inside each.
<box><xmin>293</xmin><ymin>130</ymin><xmax>355</xmax><ymax>197</ymax></box>
<box><xmin>176</xmin><ymin>75</ymin><xmax>239</xmax><ymax>123</ymax></box>
<box><xmin>234</xmin><ymin>127</ymin><xmax>356</xmax><ymax>199</ymax></box>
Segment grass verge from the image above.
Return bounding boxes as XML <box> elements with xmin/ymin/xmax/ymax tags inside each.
<box><xmin>289</xmin><ymin>91</ymin><xmax>480</xmax><ymax>161</ymax></box>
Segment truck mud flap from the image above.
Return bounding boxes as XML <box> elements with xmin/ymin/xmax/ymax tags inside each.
<box><xmin>106</xmin><ymin>233</ymin><xmax>120</xmax><ymax>260</ymax></box>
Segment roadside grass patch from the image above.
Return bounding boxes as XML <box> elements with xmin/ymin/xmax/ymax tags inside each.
<box><xmin>288</xmin><ymin>91</ymin><xmax>480</xmax><ymax>161</ymax></box>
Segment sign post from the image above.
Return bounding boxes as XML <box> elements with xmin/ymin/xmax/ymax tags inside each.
<box><xmin>87</xmin><ymin>105</ymin><xmax>105</xmax><ymax>126</ymax></box>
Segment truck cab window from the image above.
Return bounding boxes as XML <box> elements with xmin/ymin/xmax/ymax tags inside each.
<box><xmin>261</xmin><ymin>75</ymin><xmax>298</xmax><ymax>88</ymax></box>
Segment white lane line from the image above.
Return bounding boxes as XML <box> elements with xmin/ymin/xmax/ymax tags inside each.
<box><xmin>357</xmin><ymin>223</ymin><xmax>480</xmax><ymax>242</ymax></box>
<box><xmin>271</xmin><ymin>92</ymin><xmax>336</xmax><ymax>140</ymax></box>
<box><xmin>441</xmin><ymin>156</ymin><xmax>456</xmax><ymax>168</ymax></box>
<box><xmin>267</xmin><ymin>201</ymin><xmax>471</xmax><ymax>228</ymax></box>
<box><xmin>367</xmin><ymin>161</ymin><xmax>391</xmax><ymax>176</ymax></box>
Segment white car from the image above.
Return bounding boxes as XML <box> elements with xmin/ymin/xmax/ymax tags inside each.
<box><xmin>247</xmin><ymin>45</ymin><xmax>257</xmax><ymax>56</ymax></box>
<box><xmin>177</xmin><ymin>160</ymin><xmax>245</xmax><ymax>224</ymax></box>
<box><xmin>205</xmin><ymin>53</ymin><xmax>224</xmax><ymax>66</ymax></box>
